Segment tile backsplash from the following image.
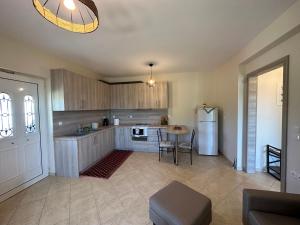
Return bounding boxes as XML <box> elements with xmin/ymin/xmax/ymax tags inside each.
<box><xmin>53</xmin><ymin>110</ymin><xmax>110</xmax><ymax>136</ymax></box>
<box><xmin>110</xmin><ymin>109</ymin><xmax>167</xmax><ymax>125</ymax></box>
<box><xmin>53</xmin><ymin>109</ymin><xmax>168</xmax><ymax>136</ymax></box>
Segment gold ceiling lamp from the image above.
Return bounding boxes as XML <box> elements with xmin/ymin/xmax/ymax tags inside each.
<box><xmin>147</xmin><ymin>63</ymin><xmax>156</xmax><ymax>87</ymax></box>
<box><xmin>33</xmin><ymin>0</ymin><xmax>99</xmax><ymax>33</ymax></box>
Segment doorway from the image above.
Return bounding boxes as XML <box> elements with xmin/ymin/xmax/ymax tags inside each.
<box><xmin>0</xmin><ymin>70</ymin><xmax>49</xmax><ymax>202</ymax></box>
<box><xmin>244</xmin><ymin>56</ymin><xmax>289</xmax><ymax>191</ymax></box>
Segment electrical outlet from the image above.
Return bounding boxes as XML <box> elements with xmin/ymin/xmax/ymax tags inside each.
<box><xmin>58</xmin><ymin>121</ymin><xmax>63</xmax><ymax>126</ymax></box>
<box><xmin>129</xmin><ymin>115</ymin><xmax>133</xmax><ymax>119</ymax></box>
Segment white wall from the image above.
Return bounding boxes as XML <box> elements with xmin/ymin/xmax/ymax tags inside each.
<box><xmin>244</xmin><ymin>32</ymin><xmax>300</xmax><ymax>193</ymax></box>
<box><xmin>256</xmin><ymin>67</ymin><xmax>283</xmax><ymax>171</ymax></box>
<box><xmin>208</xmin><ymin>1</ymin><xmax>300</xmax><ymax>193</ymax></box>
<box><xmin>0</xmin><ymin>35</ymin><xmax>102</xmax><ymax>174</ymax></box>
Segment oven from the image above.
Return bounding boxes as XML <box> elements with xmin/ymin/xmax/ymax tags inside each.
<box><xmin>131</xmin><ymin>126</ymin><xmax>148</xmax><ymax>141</ymax></box>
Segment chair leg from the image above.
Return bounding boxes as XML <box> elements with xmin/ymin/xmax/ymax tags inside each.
<box><xmin>159</xmin><ymin>147</ymin><xmax>161</xmax><ymax>161</ymax></box>
<box><xmin>173</xmin><ymin>148</ymin><xmax>176</xmax><ymax>164</ymax></box>
<box><xmin>190</xmin><ymin>149</ymin><xmax>193</xmax><ymax>165</ymax></box>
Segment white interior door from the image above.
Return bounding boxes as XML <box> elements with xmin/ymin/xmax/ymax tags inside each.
<box><xmin>0</xmin><ymin>78</ymin><xmax>42</xmax><ymax>196</ymax></box>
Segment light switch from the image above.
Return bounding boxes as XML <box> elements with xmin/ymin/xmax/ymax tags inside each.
<box><xmin>296</xmin><ymin>126</ymin><xmax>300</xmax><ymax>141</ymax></box>
<box><xmin>58</xmin><ymin>121</ymin><xmax>63</xmax><ymax>126</ymax></box>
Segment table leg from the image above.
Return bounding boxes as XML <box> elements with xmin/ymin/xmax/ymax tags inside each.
<box><xmin>175</xmin><ymin>135</ymin><xmax>178</xmax><ymax>165</ymax></box>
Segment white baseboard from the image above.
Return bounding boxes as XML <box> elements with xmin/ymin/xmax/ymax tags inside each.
<box><xmin>0</xmin><ymin>174</ymin><xmax>49</xmax><ymax>203</ymax></box>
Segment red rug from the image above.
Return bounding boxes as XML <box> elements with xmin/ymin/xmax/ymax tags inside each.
<box><xmin>80</xmin><ymin>150</ymin><xmax>133</xmax><ymax>179</ymax></box>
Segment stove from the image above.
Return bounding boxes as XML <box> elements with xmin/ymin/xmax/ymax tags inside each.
<box><xmin>135</xmin><ymin>123</ymin><xmax>150</xmax><ymax>126</ymax></box>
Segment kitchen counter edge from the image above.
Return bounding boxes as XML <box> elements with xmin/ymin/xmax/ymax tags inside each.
<box><xmin>54</xmin><ymin>125</ymin><xmax>168</xmax><ymax>140</ymax></box>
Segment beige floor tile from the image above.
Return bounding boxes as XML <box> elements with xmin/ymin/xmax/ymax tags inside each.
<box><xmin>39</xmin><ymin>207</ymin><xmax>69</xmax><ymax>225</ymax></box>
<box><xmin>70</xmin><ymin>207</ymin><xmax>100</xmax><ymax>225</ymax></box>
<box><xmin>9</xmin><ymin>199</ymin><xmax>45</xmax><ymax>225</ymax></box>
<box><xmin>0</xmin><ymin>152</ymin><xmax>280</xmax><ymax>225</ymax></box>
<box><xmin>97</xmin><ymin>198</ymin><xmax>125</xmax><ymax>224</ymax></box>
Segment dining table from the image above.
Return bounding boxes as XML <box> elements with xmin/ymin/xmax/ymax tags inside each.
<box><xmin>166</xmin><ymin>125</ymin><xmax>189</xmax><ymax>165</ymax></box>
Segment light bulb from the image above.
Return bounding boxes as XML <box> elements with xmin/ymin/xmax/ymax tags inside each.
<box><xmin>148</xmin><ymin>79</ymin><xmax>156</xmax><ymax>86</ymax></box>
<box><xmin>64</xmin><ymin>0</ymin><xmax>76</xmax><ymax>11</ymax></box>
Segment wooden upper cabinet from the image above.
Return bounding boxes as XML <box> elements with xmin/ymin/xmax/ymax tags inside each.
<box><xmin>51</xmin><ymin>69</ymin><xmax>110</xmax><ymax>111</ymax></box>
<box><xmin>156</xmin><ymin>82</ymin><xmax>168</xmax><ymax>108</ymax></box>
<box><xmin>96</xmin><ymin>81</ymin><xmax>111</xmax><ymax>110</ymax></box>
<box><xmin>51</xmin><ymin>69</ymin><xmax>168</xmax><ymax>111</ymax></box>
<box><xmin>110</xmin><ymin>82</ymin><xmax>168</xmax><ymax>109</ymax></box>
<box><xmin>51</xmin><ymin>69</ymin><xmax>87</xmax><ymax>111</ymax></box>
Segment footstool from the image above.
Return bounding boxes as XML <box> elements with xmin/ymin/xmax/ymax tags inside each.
<box><xmin>149</xmin><ymin>181</ymin><xmax>212</xmax><ymax>225</ymax></box>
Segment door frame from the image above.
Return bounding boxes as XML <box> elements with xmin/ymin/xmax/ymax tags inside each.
<box><xmin>243</xmin><ymin>56</ymin><xmax>289</xmax><ymax>192</ymax></box>
<box><xmin>0</xmin><ymin>70</ymin><xmax>49</xmax><ymax>202</ymax></box>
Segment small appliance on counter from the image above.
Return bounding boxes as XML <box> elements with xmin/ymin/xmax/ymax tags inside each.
<box><xmin>92</xmin><ymin>122</ymin><xmax>99</xmax><ymax>130</ymax></box>
<box><xmin>102</xmin><ymin>118</ymin><xmax>109</xmax><ymax>126</ymax></box>
<box><xmin>114</xmin><ymin>118</ymin><xmax>120</xmax><ymax>126</ymax></box>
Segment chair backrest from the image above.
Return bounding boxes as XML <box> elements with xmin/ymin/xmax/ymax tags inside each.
<box><xmin>191</xmin><ymin>129</ymin><xmax>196</xmax><ymax>147</ymax></box>
<box><xmin>157</xmin><ymin>129</ymin><xmax>162</xmax><ymax>144</ymax></box>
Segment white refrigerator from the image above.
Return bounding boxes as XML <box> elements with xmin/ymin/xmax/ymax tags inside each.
<box><xmin>197</xmin><ymin>107</ymin><xmax>218</xmax><ymax>155</ymax></box>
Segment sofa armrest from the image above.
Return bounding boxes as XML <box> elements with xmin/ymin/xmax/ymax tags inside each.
<box><xmin>243</xmin><ymin>189</ymin><xmax>300</xmax><ymax>225</ymax></box>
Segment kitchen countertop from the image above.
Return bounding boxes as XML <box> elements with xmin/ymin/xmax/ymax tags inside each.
<box><xmin>54</xmin><ymin>124</ymin><xmax>168</xmax><ymax>140</ymax></box>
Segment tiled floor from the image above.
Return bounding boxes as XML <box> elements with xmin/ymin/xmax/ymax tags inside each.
<box><xmin>0</xmin><ymin>152</ymin><xmax>280</xmax><ymax>225</ymax></box>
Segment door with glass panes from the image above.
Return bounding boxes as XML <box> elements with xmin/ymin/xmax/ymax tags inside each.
<box><xmin>0</xmin><ymin>78</ymin><xmax>42</xmax><ymax>196</ymax></box>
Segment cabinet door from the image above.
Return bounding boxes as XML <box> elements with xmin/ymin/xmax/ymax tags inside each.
<box><xmin>126</xmin><ymin>83</ymin><xmax>138</xmax><ymax>109</ymax></box>
<box><xmin>78</xmin><ymin>137</ymin><xmax>90</xmax><ymax>172</ymax></box>
<box><xmin>111</xmin><ymin>85</ymin><xmax>120</xmax><ymax>109</ymax></box>
<box><xmin>147</xmin><ymin>84</ymin><xmax>159</xmax><ymax>108</ymax></box>
<box><xmin>124</xmin><ymin>128</ymin><xmax>133</xmax><ymax>149</ymax></box>
<box><xmin>63</xmin><ymin>71</ymin><xmax>83</xmax><ymax>111</ymax></box>
<box><xmin>144</xmin><ymin>82</ymin><xmax>168</xmax><ymax>109</ymax></box>
<box><xmin>96</xmin><ymin>81</ymin><xmax>104</xmax><ymax>109</ymax></box>
<box><xmin>158</xmin><ymin>82</ymin><xmax>168</xmax><ymax>108</ymax></box>
<box><xmin>115</xmin><ymin>128</ymin><xmax>124</xmax><ymax>149</ymax></box>
<box><xmin>109</xmin><ymin>128</ymin><xmax>115</xmax><ymax>150</ymax></box>
<box><xmin>115</xmin><ymin>127</ymin><xmax>132</xmax><ymax>150</ymax></box>
<box><xmin>80</xmin><ymin>77</ymin><xmax>90</xmax><ymax>110</ymax></box>
<box><xmin>90</xmin><ymin>134</ymin><xmax>99</xmax><ymax>164</ymax></box>
<box><xmin>103</xmin><ymin>83</ymin><xmax>111</xmax><ymax>110</ymax></box>
<box><xmin>86</xmin><ymin>79</ymin><xmax>97</xmax><ymax>110</ymax></box>
<box><xmin>140</xmin><ymin>83</ymin><xmax>151</xmax><ymax>109</ymax></box>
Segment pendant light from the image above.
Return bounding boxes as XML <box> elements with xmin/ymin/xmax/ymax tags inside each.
<box><xmin>33</xmin><ymin>0</ymin><xmax>99</xmax><ymax>33</ymax></box>
<box><xmin>147</xmin><ymin>63</ymin><xmax>156</xmax><ymax>87</ymax></box>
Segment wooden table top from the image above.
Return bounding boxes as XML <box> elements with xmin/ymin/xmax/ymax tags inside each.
<box><xmin>166</xmin><ymin>125</ymin><xmax>189</xmax><ymax>135</ymax></box>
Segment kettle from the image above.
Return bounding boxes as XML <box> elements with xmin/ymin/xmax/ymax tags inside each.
<box><xmin>103</xmin><ymin>118</ymin><xmax>109</xmax><ymax>126</ymax></box>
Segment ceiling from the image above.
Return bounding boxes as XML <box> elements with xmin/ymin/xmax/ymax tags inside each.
<box><xmin>0</xmin><ymin>0</ymin><xmax>296</xmax><ymax>76</ymax></box>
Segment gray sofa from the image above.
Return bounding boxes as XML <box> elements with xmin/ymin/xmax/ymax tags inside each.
<box><xmin>243</xmin><ymin>189</ymin><xmax>300</xmax><ymax>225</ymax></box>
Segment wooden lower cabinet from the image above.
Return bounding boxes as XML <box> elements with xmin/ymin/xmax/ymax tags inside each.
<box><xmin>115</xmin><ymin>127</ymin><xmax>132</xmax><ymax>150</ymax></box>
<box><xmin>54</xmin><ymin>127</ymin><xmax>115</xmax><ymax>177</ymax></box>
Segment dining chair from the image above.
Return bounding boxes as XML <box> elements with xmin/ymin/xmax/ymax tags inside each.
<box><xmin>157</xmin><ymin>129</ymin><xmax>175</xmax><ymax>163</ymax></box>
<box><xmin>178</xmin><ymin>129</ymin><xmax>196</xmax><ymax>165</ymax></box>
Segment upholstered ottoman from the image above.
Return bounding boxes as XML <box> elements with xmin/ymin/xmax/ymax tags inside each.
<box><xmin>149</xmin><ymin>181</ymin><xmax>212</xmax><ymax>225</ymax></box>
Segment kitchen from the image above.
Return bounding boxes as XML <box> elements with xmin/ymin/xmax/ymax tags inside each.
<box><xmin>52</xmin><ymin>68</ymin><xmax>172</xmax><ymax>177</ymax></box>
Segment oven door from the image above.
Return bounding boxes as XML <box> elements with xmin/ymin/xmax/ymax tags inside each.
<box><xmin>132</xmin><ymin>127</ymin><xmax>145</xmax><ymax>137</ymax></box>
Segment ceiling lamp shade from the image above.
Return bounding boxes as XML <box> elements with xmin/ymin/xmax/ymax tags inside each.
<box><xmin>33</xmin><ymin>0</ymin><xmax>99</xmax><ymax>33</ymax></box>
